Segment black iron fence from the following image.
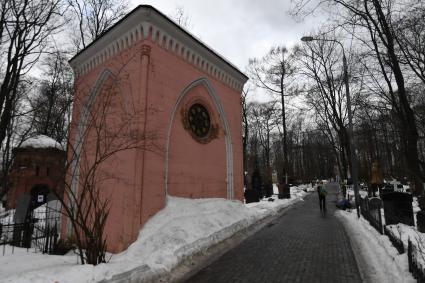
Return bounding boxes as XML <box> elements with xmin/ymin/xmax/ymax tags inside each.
<box><xmin>408</xmin><ymin>239</ymin><xmax>425</xmax><ymax>282</ymax></box>
<box><xmin>355</xmin><ymin>191</ymin><xmax>425</xmax><ymax>282</ymax></box>
<box><xmin>359</xmin><ymin>196</ymin><xmax>383</xmax><ymax>234</ymax></box>
<box><xmin>0</xmin><ymin>206</ymin><xmax>60</xmax><ymax>255</ymax></box>
<box><xmin>383</xmin><ymin>226</ymin><xmax>405</xmax><ymax>254</ymax></box>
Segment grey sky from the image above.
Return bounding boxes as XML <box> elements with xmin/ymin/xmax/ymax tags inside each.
<box><xmin>133</xmin><ymin>1</ymin><xmax>326</xmax><ymax>72</ymax></box>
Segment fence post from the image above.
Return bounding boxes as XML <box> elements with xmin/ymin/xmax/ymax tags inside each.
<box><xmin>53</xmin><ymin>222</ymin><xmax>58</xmax><ymax>254</ymax></box>
<box><xmin>378</xmin><ymin>200</ymin><xmax>383</xmax><ymax>234</ymax></box>
<box><xmin>44</xmin><ymin>224</ymin><xmax>49</xmax><ymax>254</ymax></box>
<box><xmin>408</xmin><ymin>238</ymin><xmax>413</xmax><ymax>273</ymax></box>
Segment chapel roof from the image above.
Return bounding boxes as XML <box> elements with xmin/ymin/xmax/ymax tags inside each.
<box><xmin>69</xmin><ymin>5</ymin><xmax>248</xmax><ymax>87</ymax></box>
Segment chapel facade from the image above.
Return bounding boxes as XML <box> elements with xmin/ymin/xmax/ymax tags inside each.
<box><xmin>66</xmin><ymin>5</ymin><xmax>248</xmax><ymax>252</ymax></box>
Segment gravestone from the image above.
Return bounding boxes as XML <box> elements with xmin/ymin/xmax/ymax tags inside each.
<box><xmin>263</xmin><ymin>169</ymin><xmax>273</xmax><ymax>198</ymax></box>
<box><xmin>244</xmin><ymin>189</ymin><xmax>259</xmax><ymax>203</ymax></box>
<box><xmin>417</xmin><ymin>210</ymin><xmax>425</xmax><ymax>233</ymax></box>
<box><xmin>278</xmin><ymin>183</ymin><xmax>291</xmax><ymax>199</ymax></box>
<box><xmin>369</xmin><ymin>197</ymin><xmax>383</xmax><ymax>233</ymax></box>
<box><xmin>245</xmin><ymin>170</ymin><xmax>262</xmax><ymax>203</ymax></box>
<box><xmin>381</xmin><ymin>192</ymin><xmax>414</xmax><ymax>226</ymax></box>
<box><xmin>12</xmin><ymin>194</ymin><xmax>32</xmax><ymax>247</ymax></box>
<box><xmin>251</xmin><ymin>170</ymin><xmax>262</xmax><ymax>198</ymax></box>
<box><xmin>13</xmin><ymin>194</ymin><xmax>31</xmax><ymax>224</ymax></box>
<box><xmin>360</xmin><ymin>196</ymin><xmax>369</xmax><ymax>216</ymax></box>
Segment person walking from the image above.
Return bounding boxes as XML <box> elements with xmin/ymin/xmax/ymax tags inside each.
<box><xmin>317</xmin><ymin>182</ymin><xmax>327</xmax><ymax>213</ymax></box>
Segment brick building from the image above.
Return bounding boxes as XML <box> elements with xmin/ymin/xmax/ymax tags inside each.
<box><xmin>6</xmin><ymin>135</ymin><xmax>65</xmax><ymax>209</ymax></box>
<box><xmin>67</xmin><ymin>5</ymin><xmax>248</xmax><ymax>252</ymax></box>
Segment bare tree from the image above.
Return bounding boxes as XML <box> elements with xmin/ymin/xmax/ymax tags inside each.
<box><xmin>0</xmin><ymin>0</ymin><xmax>64</xmax><ymax>152</ymax></box>
<box><xmin>31</xmin><ymin>50</ymin><xmax>74</xmax><ymax>143</ymax></box>
<box><xmin>334</xmin><ymin>0</ymin><xmax>424</xmax><ymax>194</ymax></box>
<box><xmin>248</xmin><ymin>46</ymin><xmax>297</xmax><ymax>183</ymax></box>
<box><xmin>394</xmin><ymin>3</ymin><xmax>425</xmax><ymax>85</ymax></box>
<box><xmin>0</xmin><ymin>79</ymin><xmax>37</xmax><ymax>201</ymax></box>
<box><xmin>67</xmin><ymin>0</ymin><xmax>129</xmax><ymax>52</ymax></box>
<box><xmin>292</xmin><ymin>0</ymin><xmax>424</xmax><ymax>194</ymax></box>
<box><xmin>48</xmin><ymin>70</ymin><xmax>160</xmax><ymax>265</ymax></box>
<box><xmin>241</xmin><ymin>85</ymin><xmax>254</xmax><ymax>186</ymax></box>
<box><xmin>170</xmin><ymin>5</ymin><xmax>192</xmax><ymax>30</ymax></box>
<box><xmin>297</xmin><ymin>38</ymin><xmax>355</xmax><ymax>180</ymax></box>
<box><xmin>248</xmin><ymin>101</ymin><xmax>280</xmax><ymax>196</ymax></box>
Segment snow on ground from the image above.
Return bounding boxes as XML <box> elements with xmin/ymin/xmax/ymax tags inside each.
<box><xmin>20</xmin><ymin>135</ymin><xmax>63</xmax><ymax>150</ymax></box>
<box><xmin>272</xmin><ymin>183</ymin><xmax>314</xmax><ymax>195</ymax></box>
<box><xmin>246</xmin><ymin>186</ymin><xmax>307</xmax><ymax>216</ymax></box>
<box><xmin>386</xmin><ymin>223</ymin><xmax>425</xmax><ymax>271</ymax></box>
<box><xmin>0</xmin><ymin>187</ymin><xmax>308</xmax><ymax>283</ymax></box>
<box><xmin>336</xmin><ymin>209</ymin><xmax>415</xmax><ymax>283</ymax></box>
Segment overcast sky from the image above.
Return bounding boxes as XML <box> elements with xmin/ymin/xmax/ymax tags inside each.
<box><xmin>132</xmin><ymin>1</ymin><xmax>326</xmax><ymax>73</ymax></box>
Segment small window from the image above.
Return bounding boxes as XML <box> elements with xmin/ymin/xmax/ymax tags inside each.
<box><xmin>36</xmin><ymin>166</ymin><xmax>40</xmax><ymax>176</ymax></box>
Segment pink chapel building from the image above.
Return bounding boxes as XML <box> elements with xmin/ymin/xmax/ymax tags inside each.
<box><xmin>66</xmin><ymin>5</ymin><xmax>248</xmax><ymax>252</ymax></box>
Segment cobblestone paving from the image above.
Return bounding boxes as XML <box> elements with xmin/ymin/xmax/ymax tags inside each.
<box><xmin>185</xmin><ymin>183</ymin><xmax>362</xmax><ymax>283</ymax></box>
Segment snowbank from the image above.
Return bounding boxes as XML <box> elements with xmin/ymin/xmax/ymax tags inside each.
<box><xmin>0</xmin><ymin>189</ymin><xmax>307</xmax><ymax>283</ymax></box>
<box><xmin>20</xmin><ymin>135</ymin><xmax>63</xmax><ymax>150</ymax></box>
<box><xmin>336</xmin><ymin>209</ymin><xmax>415</xmax><ymax>283</ymax></box>
<box><xmin>386</xmin><ymin>223</ymin><xmax>425</xmax><ymax>271</ymax></box>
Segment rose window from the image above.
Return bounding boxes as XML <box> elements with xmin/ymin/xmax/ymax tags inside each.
<box><xmin>187</xmin><ymin>103</ymin><xmax>211</xmax><ymax>138</ymax></box>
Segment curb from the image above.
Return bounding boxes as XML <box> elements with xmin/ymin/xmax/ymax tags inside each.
<box><xmin>335</xmin><ymin>211</ymin><xmax>370</xmax><ymax>283</ymax></box>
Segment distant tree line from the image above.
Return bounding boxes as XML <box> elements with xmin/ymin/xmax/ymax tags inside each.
<box><xmin>244</xmin><ymin>0</ymin><xmax>425</xmax><ymax>197</ymax></box>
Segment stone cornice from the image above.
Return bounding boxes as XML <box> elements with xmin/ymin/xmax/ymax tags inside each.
<box><xmin>69</xmin><ymin>5</ymin><xmax>248</xmax><ymax>92</ymax></box>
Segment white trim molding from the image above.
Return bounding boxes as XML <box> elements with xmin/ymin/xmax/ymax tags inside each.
<box><xmin>66</xmin><ymin>69</ymin><xmax>117</xmax><ymax>235</ymax></box>
<box><xmin>69</xmin><ymin>5</ymin><xmax>248</xmax><ymax>92</ymax></box>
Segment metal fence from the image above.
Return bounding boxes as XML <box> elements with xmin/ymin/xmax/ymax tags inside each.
<box><xmin>0</xmin><ymin>206</ymin><xmax>60</xmax><ymax>255</ymax></box>
<box><xmin>359</xmin><ymin>194</ymin><xmax>425</xmax><ymax>282</ymax></box>
<box><xmin>359</xmin><ymin>196</ymin><xmax>383</xmax><ymax>234</ymax></box>
<box><xmin>383</xmin><ymin>226</ymin><xmax>405</xmax><ymax>254</ymax></box>
<box><xmin>408</xmin><ymin>239</ymin><xmax>425</xmax><ymax>282</ymax></box>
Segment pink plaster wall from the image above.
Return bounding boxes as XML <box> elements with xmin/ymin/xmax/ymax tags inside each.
<box><xmin>66</xmin><ymin>32</ymin><xmax>244</xmax><ymax>253</ymax></box>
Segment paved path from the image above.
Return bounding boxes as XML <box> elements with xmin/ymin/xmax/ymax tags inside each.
<box><xmin>185</xmin><ymin>183</ymin><xmax>362</xmax><ymax>283</ymax></box>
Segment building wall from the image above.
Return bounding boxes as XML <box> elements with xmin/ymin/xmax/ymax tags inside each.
<box><xmin>7</xmin><ymin>148</ymin><xmax>65</xmax><ymax>209</ymax></box>
<box><xmin>67</xmin><ymin>30</ymin><xmax>244</xmax><ymax>253</ymax></box>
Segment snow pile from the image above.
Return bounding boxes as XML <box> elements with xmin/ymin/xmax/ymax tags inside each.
<box><xmin>0</xmin><ymin>192</ymin><xmax>307</xmax><ymax>283</ymax></box>
<box><xmin>336</xmin><ymin>209</ymin><xmax>415</xmax><ymax>283</ymax></box>
<box><xmin>272</xmin><ymin>183</ymin><xmax>312</xmax><ymax>195</ymax></box>
<box><xmin>246</xmin><ymin>188</ymin><xmax>305</xmax><ymax>217</ymax></box>
<box><xmin>301</xmin><ymin>183</ymin><xmax>316</xmax><ymax>192</ymax></box>
<box><xmin>20</xmin><ymin>135</ymin><xmax>63</xmax><ymax>150</ymax></box>
<box><xmin>111</xmin><ymin>197</ymin><xmax>260</xmax><ymax>271</ymax></box>
<box><xmin>290</xmin><ymin>185</ymin><xmax>308</xmax><ymax>198</ymax></box>
<box><xmin>386</xmin><ymin>223</ymin><xmax>425</xmax><ymax>270</ymax></box>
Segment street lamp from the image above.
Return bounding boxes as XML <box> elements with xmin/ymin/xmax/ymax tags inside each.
<box><xmin>301</xmin><ymin>36</ymin><xmax>360</xmax><ymax>218</ymax></box>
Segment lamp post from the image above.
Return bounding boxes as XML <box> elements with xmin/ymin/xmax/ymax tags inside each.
<box><xmin>301</xmin><ymin>36</ymin><xmax>360</xmax><ymax>218</ymax></box>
